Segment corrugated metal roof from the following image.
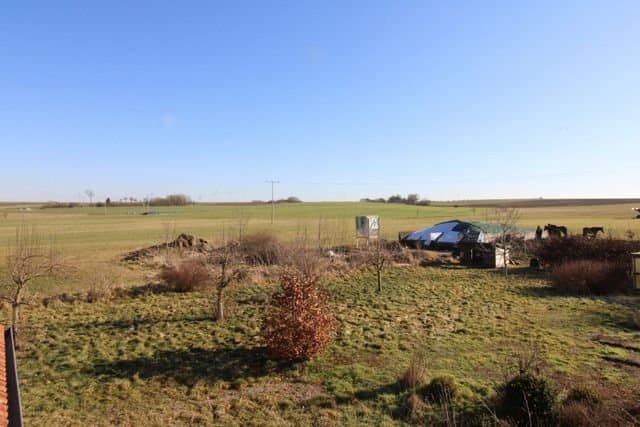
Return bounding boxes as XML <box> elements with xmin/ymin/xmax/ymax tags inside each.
<box><xmin>404</xmin><ymin>220</ymin><xmax>534</xmax><ymax>248</ymax></box>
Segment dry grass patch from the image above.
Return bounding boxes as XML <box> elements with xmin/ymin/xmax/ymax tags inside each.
<box><xmin>240</xmin><ymin>232</ymin><xmax>284</xmax><ymax>265</ymax></box>
<box><xmin>399</xmin><ymin>352</ymin><xmax>428</xmax><ymax>391</ymax></box>
<box><xmin>550</xmin><ymin>260</ymin><xmax>629</xmax><ymax>294</ymax></box>
<box><xmin>159</xmin><ymin>260</ymin><xmax>210</xmax><ymax>292</ymax></box>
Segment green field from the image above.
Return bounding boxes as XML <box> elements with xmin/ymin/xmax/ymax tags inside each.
<box><xmin>1</xmin><ymin>201</ymin><xmax>638</xmax><ymax>268</ymax></box>
<box><xmin>1</xmin><ymin>201</ymin><xmax>639</xmax><ymax>425</ymax></box>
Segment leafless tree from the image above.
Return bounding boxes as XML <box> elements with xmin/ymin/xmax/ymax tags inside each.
<box><xmin>492</xmin><ymin>207</ymin><xmax>521</xmax><ymax>277</ymax></box>
<box><xmin>2</xmin><ymin>224</ymin><xmax>67</xmax><ymax>338</ymax></box>
<box><xmin>366</xmin><ymin>240</ymin><xmax>392</xmax><ymax>292</ymax></box>
<box><xmin>84</xmin><ymin>189</ymin><xmax>95</xmax><ymax>205</ymax></box>
<box><xmin>209</xmin><ymin>243</ymin><xmax>247</xmax><ymax>321</ymax></box>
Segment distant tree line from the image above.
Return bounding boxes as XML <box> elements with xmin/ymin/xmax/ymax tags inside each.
<box><xmin>42</xmin><ymin>193</ymin><xmax>195</xmax><ymax>208</ymax></box>
<box><xmin>360</xmin><ymin>194</ymin><xmax>431</xmax><ymax>206</ymax></box>
<box><xmin>250</xmin><ymin>196</ymin><xmax>302</xmax><ymax>204</ymax></box>
<box><xmin>146</xmin><ymin>194</ymin><xmax>193</xmax><ymax>206</ymax></box>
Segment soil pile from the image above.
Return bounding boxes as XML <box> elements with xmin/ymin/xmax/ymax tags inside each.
<box><xmin>123</xmin><ymin>233</ymin><xmax>210</xmax><ymax>262</ymax></box>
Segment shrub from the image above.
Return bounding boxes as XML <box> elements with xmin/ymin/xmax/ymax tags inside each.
<box><xmin>418</xmin><ymin>375</ymin><xmax>458</xmax><ymax>403</ymax></box>
<box><xmin>261</xmin><ymin>269</ymin><xmax>336</xmax><ymax>361</ymax></box>
<box><xmin>283</xmin><ymin>247</ymin><xmax>327</xmax><ymax>279</ymax></box>
<box><xmin>535</xmin><ymin>236</ymin><xmax>640</xmax><ymax>268</ymax></box>
<box><xmin>550</xmin><ymin>260</ymin><xmax>629</xmax><ymax>294</ymax></box>
<box><xmin>399</xmin><ymin>352</ymin><xmax>428</xmax><ymax>391</ymax></box>
<box><xmin>558</xmin><ymin>391</ymin><xmax>630</xmax><ymax>427</ymax></box>
<box><xmin>240</xmin><ymin>232</ymin><xmax>283</xmax><ymax>265</ymax></box>
<box><xmin>86</xmin><ymin>267</ymin><xmax>121</xmax><ymax>302</ymax></box>
<box><xmin>565</xmin><ymin>385</ymin><xmax>602</xmax><ymax>407</ymax></box>
<box><xmin>497</xmin><ymin>371</ymin><xmax>556</xmax><ymax>426</ymax></box>
<box><xmin>557</xmin><ymin>401</ymin><xmax>594</xmax><ymax>427</ymax></box>
<box><xmin>159</xmin><ymin>260</ymin><xmax>210</xmax><ymax>292</ymax></box>
<box><xmin>397</xmin><ymin>392</ymin><xmax>428</xmax><ymax>422</ymax></box>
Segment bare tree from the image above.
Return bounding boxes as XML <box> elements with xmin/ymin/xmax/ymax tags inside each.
<box><xmin>407</xmin><ymin>193</ymin><xmax>419</xmax><ymax>205</ymax></box>
<box><xmin>2</xmin><ymin>224</ymin><xmax>67</xmax><ymax>338</ymax></box>
<box><xmin>84</xmin><ymin>189</ymin><xmax>95</xmax><ymax>205</ymax></box>
<box><xmin>366</xmin><ymin>240</ymin><xmax>392</xmax><ymax>292</ymax></box>
<box><xmin>209</xmin><ymin>243</ymin><xmax>247</xmax><ymax>321</ymax></box>
<box><xmin>492</xmin><ymin>207</ymin><xmax>521</xmax><ymax>277</ymax></box>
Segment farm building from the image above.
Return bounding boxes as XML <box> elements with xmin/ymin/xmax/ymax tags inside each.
<box><xmin>400</xmin><ymin>219</ymin><xmax>534</xmax><ymax>250</ymax></box>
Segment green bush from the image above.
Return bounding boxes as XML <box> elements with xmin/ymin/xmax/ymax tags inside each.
<box><xmin>417</xmin><ymin>376</ymin><xmax>458</xmax><ymax>403</ymax></box>
<box><xmin>498</xmin><ymin>372</ymin><xmax>556</xmax><ymax>426</ymax></box>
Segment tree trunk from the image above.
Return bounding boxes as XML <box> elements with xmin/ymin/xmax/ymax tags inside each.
<box><xmin>11</xmin><ymin>303</ymin><xmax>19</xmax><ymax>336</ymax></box>
<box><xmin>377</xmin><ymin>270</ymin><xmax>382</xmax><ymax>292</ymax></box>
<box><xmin>216</xmin><ymin>288</ymin><xmax>224</xmax><ymax>321</ymax></box>
<box><xmin>502</xmin><ymin>233</ymin><xmax>508</xmax><ymax>277</ymax></box>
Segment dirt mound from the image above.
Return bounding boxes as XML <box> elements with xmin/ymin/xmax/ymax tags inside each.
<box><xmin>123</xmin><ymin>233</ymin><xmax>210</xmax><ymax>262</ymax></box>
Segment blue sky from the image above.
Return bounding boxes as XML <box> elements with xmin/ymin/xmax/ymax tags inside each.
<box><xmin>1</xmin><ymin>1</ymin><xmax>638</xmax><ymax>202</ymax></box>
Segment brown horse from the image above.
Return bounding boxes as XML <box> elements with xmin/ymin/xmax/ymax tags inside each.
<box><xmin>544</xmin><ymin>224</ymin><xmax>568</xmax><ymax>238</ymax></box>
<box><xmin>582</xmin><ymin>227</ymin><xmax>604</xmax><ymax>239</ymax></box>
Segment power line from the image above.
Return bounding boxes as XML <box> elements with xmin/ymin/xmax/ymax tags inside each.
<box><xmin>265</xmin><ymin>180</ymin><xmax>280</xmax><ymax>224</ymax></box>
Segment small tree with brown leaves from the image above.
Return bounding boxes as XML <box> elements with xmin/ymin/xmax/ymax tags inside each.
<box><xmin>2</xmin><ymin>224</ymin><xmax>66</xmax><ymax>338</ymax></box>
<box><xmin>261</xmin><ymin>269</ymin><xmax>336</xmax><ymax>361</ymax></box>
<box><xmin>367</xmin><ymin>240</ymin><xmax>392</xmax><ymax>292</ymax></box>
<box><xmin>209</xmin><ymin>243</ymin><xmax>247</xmax><ymax>321</ymax></box>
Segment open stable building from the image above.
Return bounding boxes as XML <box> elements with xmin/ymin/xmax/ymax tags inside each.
<box><xmin>401</xmin><ymin>220</ymin><xmax>535</xmax><ymax>268</ymax></box>
<box><xmin>401</xmin><ymin>220</ymin><xmax>534</xmax><ymax>249</ymax></box>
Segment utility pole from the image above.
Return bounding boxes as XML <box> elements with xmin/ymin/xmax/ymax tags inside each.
<box><xmin>265</xmin><ymin>180</ymin><xmax>279</xmax><ymax>224</ymax></box>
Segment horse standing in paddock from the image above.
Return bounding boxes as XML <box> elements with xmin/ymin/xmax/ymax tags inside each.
<box><xmin>544</xmin><ymin>224</ymin><xmax>568</xmax><ymax>238</ymax></box>
<box><xmin>582</xmin><ymin>226</ymin><xmax>604</xmax><ymax>239</ymax></box>
<box><xmin>535</xmin><ymin>225</ymin><xmax>543</xmax><ymax>240</ymax></box>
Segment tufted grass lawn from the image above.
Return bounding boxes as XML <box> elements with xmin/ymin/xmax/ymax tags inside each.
<box><xmin>12</xmin><ymin>266</ymin><xmax>640</xmax><ymax>426</ymax></box>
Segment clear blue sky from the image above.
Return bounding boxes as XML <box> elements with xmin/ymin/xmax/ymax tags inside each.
<box><xmin>1</xmin><ymin>1</ymin><xmax>638</xmax><ymax>202</ymax></box>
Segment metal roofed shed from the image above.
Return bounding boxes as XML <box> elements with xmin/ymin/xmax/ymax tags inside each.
<box><xmin>400</xmin><ymin>220</ymin><xmax>534</xmax><ymax>250</ymax></box>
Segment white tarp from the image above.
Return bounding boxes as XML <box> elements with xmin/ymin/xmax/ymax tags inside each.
<box><xmin>405</xmin><ymin>221</ymin><xmax>463</xmax><ymax>246</ymax></box>
<box><xmin>404</xmin><ymin>219</ymin><xmax>535</xmax><ymax>248</ymax></box>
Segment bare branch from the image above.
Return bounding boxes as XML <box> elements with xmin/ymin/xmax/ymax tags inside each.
<box><xmin>2</xmin><ymin>222</ymin><xmax>69</xmax><ymax>339</ymax></box>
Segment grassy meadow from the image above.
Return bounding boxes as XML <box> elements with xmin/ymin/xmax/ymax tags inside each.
<box><xmin>0</xmin><ymin>200</ymin><xmax>639</xmax><ymax>425</ymax></box>
<box><xmin>0</xmin><ymin>201</ymin><xmax>638</xmax><ymax>274</ymax></box>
